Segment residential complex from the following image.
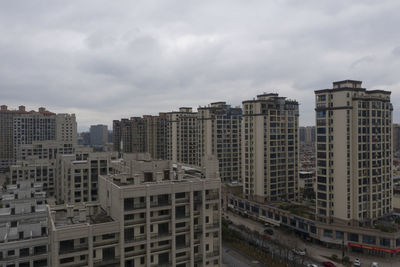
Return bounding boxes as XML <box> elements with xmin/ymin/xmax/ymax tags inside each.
<box><xmin>0</xmin><ymin>105</ymin><xmax>76</xmax><ymax>172</ymax></box>
<box><xmin>166</xmin><ymin>108</ymin><xmax>198</xmax><ymax>165</ymax></box>
<box><xmin>143</xmin><ymin>114</ymin><xmax>168</xmax><ymax>160</ymax></box>
<box><xmin>197</xmin><ymin>102</ymin><xmax>242</xmax><ymax>183</ymax></box>
<box><xmin>57</xmin><ymin>149</ymin><xmax>117</xmax><ymax>204</ymax></box>
<box><xmin>47</xmin><ymin>154</ymin><xmax>221</xmax><ymax>267</ymax></box>
<box><xmin>315</xmin><ymin>80</ymin><xmax>393</xmax><ymax>225</ymax></box>
<box><xmin>9</xmin><ymin>141</ymin><xmax>75</xmax><ymax>196</ymax></box>
<box><xmin>300</xmin><ymin>126</ymin><xmax>315</xmax><ymax>144</ymax></box>
<box><xmin>90</xmin><ymin>124</ymin><xmax>109</xmax><ymax>146</ymax></box>
<box><xmin>242</xmin><ymin>93</ymin><xmax>299</xmax><ymax>202</ymax></box>
<box><xmin>0</xmin><ymin>180</ymin><xmax>48</xmax><ymax>267</ymax></box>
<box><xmin>113</xmin><ymin>117</ymin><xmax>146</xmax><ymax>154</ymax></box>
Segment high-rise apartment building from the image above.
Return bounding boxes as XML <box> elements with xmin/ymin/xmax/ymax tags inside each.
<box><xmin>315</xmin><ymin>80</ymin><xmax>392</xmax><ymax>225</ymax></box>
<box><xmin>166</xmin><ymin>108</ymin><xmax>198</xmax><ymax>165</ymax></box>
<box><xmin>393</xmin><ymin>123</ymin><xmax>400</xmax><ymax>152</ymax></box>
<box><xmin>300</xmin><ymin>126</ymin><xmax>315</xmax><ymax>144</ymax></box>
<box><xmin>113</xmin><ymin>117</ymin><xmax>146</xmax><ymax>154</ymax></box>
<box><xmin>143</xmin><ymin>113</ymin><xmax>168</xmax><ymax>160</ymax></box>
<box><xmin>9</xmin><ymin>141</ymin><xmax>75</xmax><ymax>196</ymax></box>
<box><xmin>198</xmin><ymin>102</ymin><xmax>242</xmax><ymax>182</ymax></box>
<box><xmin>242</xmin><ymin>93</ymin><xmax>299</xmax><ymax>202</ymax></box>
<box><xmin>90</xmin><ymin>124</ymin><xmax>108</xmax><ymax>146</ymax></box>
<box><xmin>48</xmin><ymin>154</ymin><xmax>221</xmax><ymax>267</ymax></box>
<box><xmin>57</xmin><ymin>149</ymin><xmax>117</xmax><ymax>204</ymax></box>
<box><xmin>0</xmin><ymin>105</ymin><xmax>76</xmax><ymax>172</ymax></box>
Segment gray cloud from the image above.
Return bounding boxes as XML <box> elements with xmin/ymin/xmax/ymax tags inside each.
<box><xmin>0</xmin><ymin>0</ymin><xmax>399</xmax><ymax>130</ymax></box>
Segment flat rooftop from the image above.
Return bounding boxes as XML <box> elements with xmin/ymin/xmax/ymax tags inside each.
<box><xmin>52</xmin><ymin>206</ymin><xmax>114</xmax><ymax>227</ymax></box>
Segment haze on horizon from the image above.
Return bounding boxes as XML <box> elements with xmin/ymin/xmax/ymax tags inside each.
<box><xmin>0</xmin><ymin>0</ymin><xmax>399</xmax><ymax>131</ymax></box>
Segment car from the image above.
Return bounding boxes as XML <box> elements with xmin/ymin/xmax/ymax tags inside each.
<box><xmin>264</xmin><ymin>228</ymin><xmax>274</xmax><ymax>235</ymax></box>
<box><xmin>226</xmin><ymin>219</ymin><xmax>233</xmax><ymax>224</ymax></box>
<box><xmin>353</xmin><ymin>258</ymin><xmax>361</xmax><ymax>266</ymax></box>
<box><xmin>307</xmin><ymin>264</ymin><xmax>318</xmax><ymax>267</ymax></box>
<box><xmin>322</xmin><ymin>262</ymin><xmax>336</xmax><ymax>267</ymax></box>
<box><xmin>291</xmin><ymin>248</ymin><xmax>306</xmax><ymax>256</ymax></box>
<box><xmin>370</xmin><ymin>262</ymin><xmax>379</xmax><ymax>267</ymax></box>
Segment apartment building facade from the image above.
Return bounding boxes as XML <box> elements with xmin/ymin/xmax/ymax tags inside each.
<box><xmin>143</xmin><ymin>113</ymin><xmax>168</xmax><ymax>160</ymax></box>
<box><xmin>48</xmin><ymin>203</ymin><xmax>120</xmax><ymax>267</ymax></box>
<box><xmin>166</xmin><ymin>108</ymin><xmax>198</xmax><ymax>165</ymax></box>
<box><xmin>198</xmin><ymin>102</ymin><xmax>242</xmax><ymax>182</ymax></box>
<box><xmin>0</xmin><ymin>180</ymin><xmax>48</xmax><ymax>267</ymax></box>
<box><xmin>242</xmin><ymin>93</ymin><xmax>299</xmax><ymax>202</ymax></box>
<box><xmin>90</xmin><ymin>124</ymin><xmax>109</xmax><ymax>146</ymax></box>
<box><xmin>315</xmin><ymin>80</ymin><xmax>393</xmax><ymax>225</ymax></box>
<box><xmin>393</xmin><ymin>123</ymin><xmax>400</xmax><ymax>152</ymax></box>
<box><xmin>113</xmin><ymin>118</ymin><xmax>146</xmax><ymax>154</ymax></box>
<box><xmin>98</xmin><ymin>155</ymin><xmax>221</xmax><ymax>267</ymax></box>
<box><xmin>0</xmin><ymin>105</ymin><xmax>76</xmax><ymax>172</ymax></box>
<box><xmin>57</xmin><ymin>150</ymin><xmax>117</xmax><ymax>204</ymax></box>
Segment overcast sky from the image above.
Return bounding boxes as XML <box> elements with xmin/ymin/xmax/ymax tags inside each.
<box><xmin>1</xmin><ymin>0</ymin><xmax>399</xmax><ymax>131</ymax></box>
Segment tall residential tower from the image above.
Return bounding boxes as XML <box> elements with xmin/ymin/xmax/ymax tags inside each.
<box><xmin>242</xmin><ymin>93</ymin><xmax>299</xmax><ymax>202</ymax></box>
<box><xmin>315</xmin><ymin>80</ymin><xmax>392</xmax><ymax>225</ymax></box>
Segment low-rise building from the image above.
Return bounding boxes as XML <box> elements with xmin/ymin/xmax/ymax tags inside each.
<box><xmin>48</xmin><ymin>203</ymin><xmax>120</xmax><ymax>267</ymax></box>
<box><xmin>0</xmin><ymin>180</ymin><xmax>48</xmax><ymax>267</ymax></box>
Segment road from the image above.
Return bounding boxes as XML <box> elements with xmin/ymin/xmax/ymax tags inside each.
<box><xmin>222</xmin><ymin>244</ymin><xmax>263</xmax><ymax>267</ymax></box>
<box><xmin>224</xmin><ymin>209</ymin><xmax>398</xmax><ymax>267</ymax></box>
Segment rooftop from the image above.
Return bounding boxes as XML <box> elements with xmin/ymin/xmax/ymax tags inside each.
<box><xmin>51</xmin><ymin>204</ymin><xmax>114</xmax><ymax>227</ymax></box>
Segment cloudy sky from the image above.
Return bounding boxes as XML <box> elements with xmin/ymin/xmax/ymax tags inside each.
<box><xmin>1</xmin><ymin>0</ymin><xmax>399</xmax><ymax>131</ymax></box>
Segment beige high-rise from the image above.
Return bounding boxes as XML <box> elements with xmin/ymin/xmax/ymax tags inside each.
<box><xmin>198</xmin><ymin>102</ymin><xmax>242</xmax><ymax>182</ymax></box>
<box><xmin>113</xmin><ymin>117</ymin><xmax>146</xmax><ymax>154</ymax></box>
<box><xmin>166</xmin><ymin>108</ymin><xmax>198</xmax><ymax>165</ymax></box>
<box><xmin>315</xmin><ymin>80</ymin><xmax>393</xmax><ymax>225</ymax></box>
<box><xmin>242</xmin><ymin>93</ymin><xmax>299</xmax><ymax>202</ymax></box>
<box><xmin>143</xmin><ymin>113</ymin><xmax>168</xmax><ymax>160</ymax></box>
<box><xmin>0</xmin><ymin>105</ymin><xmax>77</xmax><ymax>172</ymax></box>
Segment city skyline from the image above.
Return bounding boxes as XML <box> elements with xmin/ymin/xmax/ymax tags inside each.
<box><xmin>1</xmin><ymin>1</ymin><xmax>400</xmax><ymax>130</ymax></box>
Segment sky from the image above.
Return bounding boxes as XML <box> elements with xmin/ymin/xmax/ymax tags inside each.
<box><xmin>0</xmin><ymin>0</ymin><xmax>399</xmax><ymax>131</ymax></box>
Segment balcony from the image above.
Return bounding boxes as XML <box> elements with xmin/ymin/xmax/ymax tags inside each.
<box><xmin>206</xmin><ymin>222</ymin><xmax>219</xmax><ymax>230</ymax></box>
<box><xmin>176</xmin><ymin>227</ymin><xmax>190</xmax><ymax>234</ymax></box>
<box><xmin>175</xmin><ymin>197</ymin><xmax>189</xmax><ymax>204</ymax></box>
<box><xmin>59</xmin><ymin>244</ymin><xmax>88</xmax><ymax>255</ymax></box>
<box><xmin>124</xmin><ymin>218</ymin><xmax>146</xmax><ymax>226</ymax></box>
<box><xmin>176</xmin><ymin>213</ymin><xmax>190</xmax><ymax>220</ymax></box>
<box><xmin>151</xmin><ymin>215</ymin><xmax>171</xmax><ymax>222</ymax></box>
<box><xmin>125</xmin><ymin>202</ymin><xmax>146</xmax><ymax>211</ymax></box>
<box><xmin>151</xmin><ymin>232</ymin><xmax>171</xmax><ymax>239</ymax></box>
<box><xmin>125</xmin><ymin>235</ymin><xmax>146</xmax><ymax>244</ymax></box>
<box><xmin>194</xmin><ymin>196</ymin><xmax>202</xmax><ymax>203</ymax></box>
<box><xmin>150</xmin><ymin>200</ymin><xmax>171</xmax><ymax>208</ymax></box>
<box><xmin>94</xmin><ymin>257</ymin><xmax>120</xmax><ymax>267</ymax></box>
<box><xmin>206</xmin><ymin>193</ymin><xmax>219</xmax><ymax>201</ymax></box>
<box><xmin>206</xmin><ymin>250</ymin><xmax>220</xmax><ymax>258</ymax></box>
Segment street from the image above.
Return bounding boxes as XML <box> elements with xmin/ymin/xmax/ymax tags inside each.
<box><xmin>222</xmin><ymin>244</ymin><xmax>264</xmax><ymax>267</ymax></box>
<box><xmin>224</xmin><ymin>210</ymin><xmax>399</xmax><ymax>267</ymax></box>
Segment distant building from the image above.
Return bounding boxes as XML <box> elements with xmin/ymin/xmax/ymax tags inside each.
<box><xmin>198</xmin><ymin>102</ymin><xmax>242</xmax><ymax>182</ymax></box>
<box><xmin>113</xmin><ymin>117</ymin><xmax>146</xmax><ymax>154</ymax></box>
<box><xmin>315</xmin><ymin>80</ymin><xmax>392</xmax><ymax>225</ymax></box>
<box><xmin>166</xmin><ymin>108</ymin><xmax>198</xmax><ymax>165</ymax></box>
<box><xmin>394</xmin><ymin>123</ymin><xmax>400</xmax><ymax>152</ymax></box>
<box><xmin>242</xmin><ymin>93</ymin><xmax>299</xmax><ymax>202</ymax></box>
<box><xmin>9</xmin><ymin>140</ymin><xmax>75</xmax><ymax>196</ymax></box>
<box><xmin>0</xmin><ymin>105</ymin><xmax>77</xmax><ymax>172</ymax></box>
<box><xmin>300</xmin><ymin>126</ymin><xmax>315</xmax><ymax>144</ymax></box>
<box><xmin>90</xmin><ymin>124</ymin><xmax>108</xmax><ymax>146</ymax></box>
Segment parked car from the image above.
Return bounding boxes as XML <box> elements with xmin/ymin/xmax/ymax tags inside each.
<box><xmin>264</xmin><ymin>228</ymin><xmax>274</xmax><ymax>235</ymax></box>
<box><xmin>291</xmin><ymin>248</ymin><xmax>306</xmax><ymax>256</ymax></box>
<box><xmin>322</xmin><ymin>262</ymin><xmax>336</xmax><ymax>267</ymax></box>
<box><xmin>307</xmin><ymin>264</ymin><xmax>318</xmax><ymax>267</ymax></box>
<box><xmin>353</xmin><ymin>258</ymin><xmax>361</xmax><ymax>266</ymax></box>
<box><xmin>370</xmin><ymin>262</ymin><xmax>379</xmax><ymax>267</ymax></box>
